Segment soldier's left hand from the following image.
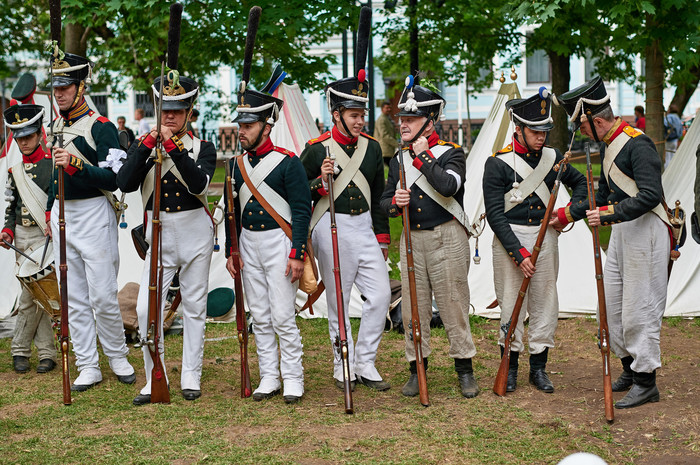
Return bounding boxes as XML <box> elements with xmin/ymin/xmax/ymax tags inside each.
<box><xmin>413</xmin><ymin>136</ymin><xmax>429</xmax><ymax>155</ymax></box>
<box><xmin>394</xmin><ymin>188</ymin><xmax>411</xmax><ymax>208</ymax></box>
<box><xmin>381</xmin><ymin>247</ymin><xmax>388</xmax><ymax>261</ymax></box>
<box><xmin>53</xmin><ymin>147</ymin><xmax>72</xmax><ymax>168</ymax></box>
<box><xmin>548</xmin><ymin>214</ymin><xmax>564</xmax><ymax>231</ymax></box>
<box><xmin>285</xmin><ymin>258</ymin><xmax>304</xmax><ymax>282</ymax></box>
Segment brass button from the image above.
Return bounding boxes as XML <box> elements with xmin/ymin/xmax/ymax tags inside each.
<box><xmin>358</xmin><ymin>195</ymin><xmax>362</xmax><ymax>199</ymax></box>
<box><xmin>530</xmin><ymin>206</ymin><xmax>533</xmax><ymax>210</ymax></box>
<box><xmin>249</xmin><ymin>199</ymin><xmax>253</xmax><ymax>203</ymax></box>
<box><xmin>614</xmin><ymin>201</ymin><xmax>618</xmax><ymax>205</ymax></box>
<box><xmin>177</xmin><ymin>206</ymin><xmax>181</xmax><ymax>210</ymax></box>
<box><xmin>417</xmin><ymin>224</ymin><xmax>421</xmax><ymax>228</ymax></box>
<box><xmin>417</xmin><ymin>208</ymin><xmax>421</xmax><ymax>212</ymax></box>
<box><xmin>164</xmin><ymin>180</ymin><xmax>168</xmax><ymax>184</ymax></box>
<box><xmin>350</xmin><ymin>196</ymin><xmax>354</xmax><ymax>200</ymax></box>
<box><xmin>358</xmin><ymin>208</ymin><xmax>363</xmax><ymax>213</ymax></box>
<box><xmin>166</xmin><ymin>207</ymin><xmax>170</xmax><ymax>212</ymax></box>
<box><xmin>260</xmin><ymin>224</ymin><xmax>265</xmax><ymax>229</ymax></box>
<box><xmin>174</xmin><ymin>179</ymin><xmax>178</xmax><ymax>183</ymax></box>
<box><xmin>259</xmin><ymin>211</ymin><xmax>264</xmax><ymax>215</ymax></box>
<box><xmin>419</xmin><ymin>195</ymin><xmax>423</xmax><ymax>199</ymax></box>
<box><xmin>249</xmin><ymin>225</ymin><xmax>253</xmax><ymax>229</ymax></box>
<box><xmin>54</xmin><ymin>180</ymin><xmax>57</xmax><ymax>184</ymax></box>
<box><xmin>164</xmin><ymin>193</ymin><xmax>169</xmax><ymax>197</ymax></box>
<box><xmin>248</xmin><ymin>212</ymin><xmax>252</xmax><ymax>216</ymax></box>
<box><xmin>528</xmin><ymin>219</ymin><xmax>532</xmax><ymax>223</ymax></box>
<box><xmin>537</xmin><ymin>206</ymin><xmax>541</xmax><ymax>210</ymax></box>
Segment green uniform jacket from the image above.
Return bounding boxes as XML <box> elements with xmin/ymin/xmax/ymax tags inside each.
<box><xmin>373</xmin><ymin>113</ymin><xmax>398</xmax><ymax>160</ymax></box>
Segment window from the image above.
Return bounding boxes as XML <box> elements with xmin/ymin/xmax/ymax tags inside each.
<box><xmin>134</xmin><ymin>92</ymin><xmax>155</xmax><ymax>117</ymax></box>
<box><xmin>526</xmin><ymin>49</ymin><xmax>551</xmax><ymax>84</ymax></box>
<box><xmin>91</xmin><ymin>94</ymin><xmax>108</xmax><ymax>116</ymax></box>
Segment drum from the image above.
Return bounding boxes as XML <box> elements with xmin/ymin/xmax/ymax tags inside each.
<box><xmin>15</xmin><ymin>241</ymin><xmax>61</xmax><ymax>321</ymax></box>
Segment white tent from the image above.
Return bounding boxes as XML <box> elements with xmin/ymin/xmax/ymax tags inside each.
<box><xmin>661</xmin><ymin>109</ymin><xmax>700</xmax><ymax>316</ymax></box>
<box><xmin>462</xmin><ymin>82</ymin><xmax>601</xmax><ymax>318</ymax></box>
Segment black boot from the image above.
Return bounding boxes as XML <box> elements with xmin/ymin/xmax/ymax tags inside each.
<box><xmin>612</xmin><ymin>356</ymin><xmax>634</xmax><ymax>392</ymax></box>
<box><xmin>500</xmin><ymin>346</ymin><xmax>519</xmax><ymax>392</ymax></box>
<box><xmin>13</xmin><ymin>356</ymin><xmax>30</xmax><ymax>374</ymax></box>
<box><xmin>615</xmin><ymin>370</ymin><xmax>660</xmax><ymax>409</ymax></box>
<box><xmin>455</xmin><ymin>358</ymin><xmax>480</xmax><ymax>398</ymax></box>
<box><xmin>529</xmin><ymin>348</ymin><xmax>554</xmax><ymax>393</ymax></box>
<box><xmin>401</xmin><ymin>358</ymin><xmax>427</xmax><ymax>397</ymax></box>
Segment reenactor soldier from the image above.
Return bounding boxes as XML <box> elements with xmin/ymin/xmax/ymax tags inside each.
<box><xmin>558</xmin><ymin>77</ymin><xmax>671</xmax><ymax>409</ymax></box>
<box><xmin>2</xmin><ymin>103</ymin><xmax>56</xmax><ymax>374</ymax></box>
<box><xmin>299</xmin><ymin>11</ymin><xmax>392</xmax><ymax>391</ymax></box>
<box><xmin>380</xmin><ymin>78</ymin><xmax>480</xmax><ymax>398</ymax></box>
<box><xmin>483</xmin><ymin>88</ymin><xmax>587</xmax><ymax>394</ymax></box>
<box><xmin>117</xmin><ymin>70</ymin><xmax>216</xmax><ymax>405</ymax></box>
<box><xmin>224</xmin><ymin>67</ymin><xmax>311</xmax><ymax>404</ymax></box>
<box><xmin>47</xmin><ymin>49</ymin><xmax>134</xmax><ymax>391</ymax></box>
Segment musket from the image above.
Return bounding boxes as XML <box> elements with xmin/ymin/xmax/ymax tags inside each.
<box><xmin>145</xmin><ymin>59</ymin><xmax>170</xmax><ymax>404</ymax></box>
<box><xmin>585</xmin><ymin>142</ymin><xmax>614</xmax><ymax>423</ymax></box>
<box><xmin>49</xmin><ymin>0</ymin><xmax>71</xmax><ymax>406</ymax></box>
<box><xmin>224</xmin><ymin>156</ymin><xmax>251</xmax><ymax>398</ymax></box>
<box><xmin>326</xmin><ymin>146</ymin><xmax>353</xmax><ymax>414</ymax></box>
<box><xmin>397</xmin><ymin>146</ymin><xmax>429</xmax><ymax>407</ymax></box>
<box><xmin>493</xmin><ymin>153</ymin><xmax>570</xmax><ymax>396</ymax></box>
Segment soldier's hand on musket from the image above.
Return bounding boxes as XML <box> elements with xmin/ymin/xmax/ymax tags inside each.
<box><xmin>285</xmin><ymin>258</ymin><xmax>304</xmax><ymax>283</ymax></box>
<box><xmin>53</xmin><ymin>147</ymin><xmax>72</xmax><ymax>168</ymax></box>
<box><xmin>226</xmin><ymin>254</ymin><xmax>244</xmax><ymax>279</ymax></box>
<box><xmin>394</xmin><ymin>187</ymin><xmax>411</xmax><ymax>208</ymax></box>
<box><xmin>549</xmin><ymin>213</ymin><xmax>565</xmax><ymax>231</ymax></box>
<box><xmin>321</xmin><ymin>157</ymin><xmax>335</xmax><ymax>180</ymax></box>
<box><xmin>150</xmin><ymin>125</ymin><xmax>174</xmax><ymax>143</ymax></box>
<box><xmin>381</xmin><ymin>246</ymin><xmax>388</xmax><ymax>261</ymax></box>
<box><xmin>586</xmin><ymin>208</ymin><xmax>601</xmax><ymax>227</ymax></box>
<box><xmin>0</xmin><ymin>231</ymin><xmax>12</xmax><ymax>248</ymax></box>
<box><xmin>519</xmin><ymin>256</ymin><xmax>536</xmax><ymax>278</ymax></box>
<box><xmin>412</xmin><ymin>135</ymin><xmax>429</xmax><ymax>155</ymax></box>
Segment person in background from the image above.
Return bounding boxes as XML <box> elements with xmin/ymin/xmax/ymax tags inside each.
<box><xmin>664</xmin><ymin>104</ymin><xmax>683</xmax><ymax>168</ymax></box>
<box><xmin>186</xmin><ymin>108</ymin><xmax>199</xmax><ymax>138</ymax></box>
<box><xmin>116</xmin><ymin>116</ymin><xmax>135</xmax><ymax>149</ymax></box>
<box><xmin>374</xmin><ymin>101</ymin><xmax>399</xmax><ymax>166</ymax></box>
<box><xmin>634</xmin><ymin>106</ymin><xmax>645</xmax><ymax>131</ymax></box>
<box><xmin>134</xmin><ymin>108</ymin><xmax>150</xmax><ymax>137</ymax></box>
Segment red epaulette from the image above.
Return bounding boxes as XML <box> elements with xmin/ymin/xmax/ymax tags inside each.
<box><xmin>274</xmin><ymin>146</ymin><xmax>297</xmax><ymax>157</ymax></box>
<box><xmin>361</xmin><ymin>132</ymin><xmax>377</xmax><ymax>142</ymax></box>
<box><xmin>308</xmin><ymin>131</ymin><xmax>331</xmax><ymax>145</ymax></box>
<box><xmin>493</xmin><ymin>144</ymin><xmax>513</xmax><ymax>157</ymax></box>
<box><xmin>97</xmin><ymin>116</ymin><xmax>110</xmax><ymax>123</ymax></box>
<box><xmin>438</xmin><ymin>139</ymin><xmax>460</xmax><ymax>148</ymax></box>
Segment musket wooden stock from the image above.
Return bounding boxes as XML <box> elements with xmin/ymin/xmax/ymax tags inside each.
<box><xmin>146</xmin><ymin>62</ymin><xmax>170</xmax><ymax>404</ymax></box>
<box><xmin>493</xmin><ymin>156</ymin><xmax>569</xmax><ymax>397</ymax></box>
<box><xmin>397</xmin><ymin>148</ymin><xmax>429</xmax><ymax>407</ymax></box>
<box><xmin>585</xmin><ymin>142</ymin><xmax>614</xmax><ymax>423</ymax></box>
<box><xmin>224</xmin><ymin>157</ymin><xmax>252</xmax><ymax>398</ymax></box>
<box><xmin>326</xmin><ymin>147</ymin><xmax>353</xmax><ymax>414</ymax></box>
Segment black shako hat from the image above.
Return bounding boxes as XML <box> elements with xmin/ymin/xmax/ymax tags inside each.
<box><xmin>506</xmin><ymin>86</ymin><xmax>554</xmax><ymax>132</ymax></box>
<box><xmin>234</xmin><ymin>65</ymin><xmax>285</xmax><ymax>125</ymax></box>
<box><xmin>396</xmin><ymin>75</ymin><xmax>445</xmax><ymax>122</ymax></box>
<box><xmin>152</xmin><ymin>72</ymin><xmax>199</xmax><ymax>111</ymax></box>
<box><xmin>50</xmin><ymin>51</ymin><xmax>92</xmax><ymax>87</ymax></box>
<box><xmin>4</xmin><ymin>104</ymin><xmax>45</xmax><ymax>139</ymax></box>
<box><xmin>558</xmin><ymin>76</ymin><xmax>610</xmax><ymax>125</ymax></box>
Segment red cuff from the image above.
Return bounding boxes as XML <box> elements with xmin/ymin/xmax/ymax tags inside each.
<box><xmin>163</xmin><ymin>137</ymin><xmax>177</xmax><ymax>153</ymax></box>
<box><xmin>316</xmin><ymin>176</ymin><xmax>328</xmax><ymax>196</ymax></box>
<box><xmin>64</xmin><ymin>164</ymin><xmax>78</xmax><ymax>176</ymax></box>
<box><xmin>412</xmin><ymin>156</ymin><xmax>423</xmax><ymax>170</ymax></box>
<box><xmin>45</xmin><ymin>211</ymin><xmax>51</xmax><ymax>224</ymax></box>
<box><xmin>142</xmin><ymin>133</ymin><xmax>156</xmax><ymax>149</ymax></box>
<box><xmin>376</xmin><ymin>233</ymin><xmax>391</xmax><ymax>244</ymax></box>
<box><xmin>519</xmin><ymin>247</ymin><xmax>531</xmax><ymax>259</ymax></box>
<box><xmin>2</xmin><ymin>227</ymin><xmax>14</xmax><ymax>241</ymax></box>
<box><xmin>556</xmin><ymin>207</ymin><xmax>570</xmax><ymax>226</ymax></box>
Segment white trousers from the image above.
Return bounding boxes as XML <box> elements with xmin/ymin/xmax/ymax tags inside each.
<box><xmin>240</xmin><ymin>228</ymin><xmax>303</xmax><ymax>386</ymax></box>
<box><xmin>493</xmin><ymin>224</ymin><xmax>559</xmax><ymax>354</ymax></box>
<box><xmin>312</xmin><ymin>211</ymin><xmax>391</xmax><ymax>382</ymax></box>
<box><xmin>51</xmin><ymin>196</ymin><xmax>128</xmax><ymax>373</ymax></box>
<box><xmin>605</xmin><ymin>212</ymin><xmax>669</xmax><ymax>373</ymax></box>
<box><xmin>11</xmin><ymin>225</ymin><xmax>56</xmax><ymax>361</ymax></box>
<box><xmin>137</xmin><ymin>208</ymin><xmax>213</xmax><ymax>394</ymax></box>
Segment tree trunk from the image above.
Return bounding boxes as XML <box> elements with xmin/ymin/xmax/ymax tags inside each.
<box><xmin>670</xmin><ymin>64</ymin><xmax>700</xmax><ymax>116</ymax></box>
<box><xmin>644</xmin><ymin>24</ymin><xmax>665</xmax><ymax>162</ymax></box>
<box><xmin>547</xmin><ymin>51</ymin><xmax>570</xmax><ymax>153</ymax></box>
<box><xmin>64</xmin><ymin>23</ymin><xmax>87</xmax><ymax>56</ymax></box>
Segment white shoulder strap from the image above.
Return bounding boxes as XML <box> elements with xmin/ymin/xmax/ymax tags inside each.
<box><xmin>496</xmin><ymin>147</ymin><xmax>555</xmax><ymax>212</ymax></box>
<box><xmin>239</xmin><ymin>151</ymin><xmax>292</xmax><ymax>223</ymax></box>
<box><xmin>10</xmin><ymin>163</ymin><xmax>48</xmax><ymax>231</ymax></box>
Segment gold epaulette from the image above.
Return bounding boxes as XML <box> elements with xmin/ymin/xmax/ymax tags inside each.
<box><xmin>493</xmin><ymin>144</ymin><xmax>513</xmax><ymax>157</ymax></box>
<box><xmin>438</xmin><ymin>139</ymin><xmax>460</xmax><ymax>148</ymax></box>
<box><xmin>622</xmin><ymin>126</ymin><xmax>642</xmax><ymax>138</ymax></box>
<box><xmin>361</xmin><ymin>132</ymin><xmax>377</xmax><ymax>142</ymax></box>
<box><xmin>274</xmin><ymin>146</ymin><xmax>296</xmax><ymax>157</ymax></box>
<box><xmin>308</xmin><ymin>131</ymin><xmax>331</xmax><ymax>145</ymax></box>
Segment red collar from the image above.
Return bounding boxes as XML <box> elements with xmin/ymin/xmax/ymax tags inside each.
<box><xmin>410</xmin><ymin>130</ymin><xmax>440</xmax><ymax>151</ymax></box>
<box><xmin>332</xmin><ymin>125</ymin><xmax>358</xmax><ymax>145</ymax></box>
<box><xmin>22</xmin><ymin>144</ymin><xmax>48</xmax><ymax>164</ymax></box>
<box><xmin>603</xmin><ymin>118</ymin><xmax>628</xmax><ymax>145</ymax></box>
<box><xmin>512</xmin><ymin>134</ymin><xmax>528</xmax><ymax>154</ymax></box>
<box><xmin>248</xmin><ymin>137</ymin><xmax>274</xmax><ymax>156</ymax></box>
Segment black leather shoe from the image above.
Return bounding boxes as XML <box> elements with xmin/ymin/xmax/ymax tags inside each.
<box><xmin>612</xmin><ymin>370</ymin><xmax>633</xmax><ymax>392</ymax></box>
<box><xmin>117</xmin><ymin>373</ymin><xmax>136</xmax><ymax>385</ymax></box>
<box><xmin>507</xmin><ymin>368</ymin><xmax>518</xmax><ymax>392</ymax></box>
<box><xmin>37</xmin><ymin>359</ymin><xmax>57</xmax><ymax>373</ymax></box>
<box><xmin>334</xmin><ymin>379</ymin><xmax>356</xmax><ymax>392</ymax></box>
<box><xmin>401</xmin><ymin>373</ymin><xmax>419</xmax><ymax>397</ymax></box>
<box><xmin>182</xmin><ymin>389</ymin><xmax>201</xmax><ymax>401</ymax></box>
<box><xmin>284</xmin><ymin>395</ymin><xmax>302</xmax><ymax>404</ymax></box>
<box><xmin>253</xmin><ymin>389</ymin><xmax>280</xmax><ymax>401</ymax></box>
<box><xmin>615</xmin><ymin>383</ymin><xmax>659</xmax><ymax>409</ymax></box>
<box><xmin>529</xmin><ymin>369</ymin><xmax>554</xmax><ymax>393</ymax></box>
<box><xmin>458</xmin><ymin>372</ymin><xmax>480</xmax><ymax>398</ymax></box>
<box><xmin>133</xmin><ymin>394</ymin><xmax>151</xmax><ymax>406</ymax></box>
<box><xmin>71</xmin><ymin>381</ymin><xmax>101</xmax><ymax>392</ymax></box>
<box><xmin>13</xmin><ymin>356</ymin><xmax>30</xmax><ymax>373</ymax></box>
<box><xmin>356</xmin><ymin>375</ymin><xmax>391</xmax><ymax>391</ymax></box>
